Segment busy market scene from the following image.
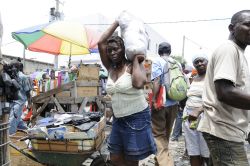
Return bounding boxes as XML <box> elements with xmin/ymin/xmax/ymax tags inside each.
<box><xmin>1</xmin><ymin>0</ymin><xmax>250</xmax><ymax>166</ymax></box>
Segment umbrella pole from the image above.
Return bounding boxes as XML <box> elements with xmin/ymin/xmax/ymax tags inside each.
<box><xmin>68</xmin><ymin>43</ymin><xmax>72</xmax><ymax>68</ymax></box>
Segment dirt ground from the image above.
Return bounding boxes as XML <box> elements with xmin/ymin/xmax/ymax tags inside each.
<box><xmin>83</xmin><ymin>130</ymin><xmax>250</xmax><ymax>166</ymax></box>
<box><xmin>82</xmin><ymin>126</ymin><xmax>190</xmax><ymax>166</ymax></box>
<box><xmin>141</xmin><ymin>135</ymin><xmax>250</xmax><ymax>166</ymax></box>
<box><xmin>139</xmin><ymin>135</ymin><xmax>189</xmax><ymax>166</ymax></box>
<box><xmin>10</xmin><ymin>126</ymin><xmax>250</xmax><ymax>166</ymax></box>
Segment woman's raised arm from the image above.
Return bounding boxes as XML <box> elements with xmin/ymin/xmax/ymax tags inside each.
<box><xmin>132</xmin><ymin>55</ymin><xmax>147</xmax><ymax>89</ymax></box>
<box><xmin>98</xmin><ymin>21</ymin><xmax>119</xmax><ymax>71</ymax></box>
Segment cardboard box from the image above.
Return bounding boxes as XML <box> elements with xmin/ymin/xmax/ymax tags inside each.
<box><xmin>56</xmin><ymin>91</ymin><xmax>71</xmax><ymax>97</ymax></box>
<box><xmin>31</xmin><ymin>139</ymin><xmax>79</xmax><ymax>152</ymax></box>
<box><xmin>31</xmin><ymin>130</ymin><xmax>105</xmax><ymax>152</ymax></box>
<box><xmin>94</xmin><ymin>130</ymin><xmax>105</xmax><ymax>150</ymax></box>
<box><xmin>30</xmin><ymin>117</ymin><xmax>106</xmax><ymax>152</ymax></box>
<box><xmin>77</xmin><ymin>86</ymin><xmax>99</xmax><ymax>97</ymax></box>
<box><xmin>91</xmin><ymin>116</ymin><xmax>106</xmax><ymax>135</ymax></box>
<box><xmin>78</xmin><ymin>64</ymin><xmax>100</xmax><ymax>81</ymax></box>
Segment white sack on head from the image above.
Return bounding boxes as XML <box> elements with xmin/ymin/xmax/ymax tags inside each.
<box><xmin>117</xmin><ymin>11</ymin><xmax>148</xmax><ymax>61</ymax></box>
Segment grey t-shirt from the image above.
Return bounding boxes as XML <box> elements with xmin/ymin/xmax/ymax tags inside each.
<box><xmin>198</xmin><ymin>40</ymin><xmax>250</xmax><ymax>142</ymax></box>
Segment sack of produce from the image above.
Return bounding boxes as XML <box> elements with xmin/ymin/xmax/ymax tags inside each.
<box><xmin>117</xmin><ymin>11</ymin><xmax>148</xmax><ymax>61</ymax></box>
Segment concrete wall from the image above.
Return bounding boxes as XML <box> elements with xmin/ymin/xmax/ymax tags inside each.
<box><xmin>2</xmin><ymin>54</ymin><xmax>53</xmax><ymax>74</ymax></box>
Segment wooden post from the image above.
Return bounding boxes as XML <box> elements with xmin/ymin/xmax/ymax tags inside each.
<box><xmin>0</xmin><ymin>56</ymin><xmax>10</xmax><ymax>164</ymax></box>
<box><xmin>182</xmin><ymin>35</ymin><xmax>185</xmax><ymax>58</ymax></box>
<box><xmin>70</xmin><ymin>81</ymin><xmax>78</xmax><ymax>113</ymax></box>
<box><xmin>52</xmin><ymin>96</ymin><xmax>65</xmax><ymax>113</ymax></box>
<box><xmin>31</xmin><ymin>97</ymin><xmax>51</xmax><ymax>126</ymax></box>
<box><xmin>78</xmin><ymin>97</ymin><xmax>88</xmax><ymax>114</ymax></box>
<box><xmin>0</xmin><ymin>113</ymin><xmax>10</xmax><ymax>165</ymax></box>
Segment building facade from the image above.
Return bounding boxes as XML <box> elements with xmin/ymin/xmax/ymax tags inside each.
<box><xmin>3</xmin><ymin>54</ymin><xmax>53</xmax><ymax>74</ymax></box>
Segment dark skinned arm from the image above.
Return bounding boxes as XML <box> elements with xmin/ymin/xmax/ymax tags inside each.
<box><xmin>98</xmin><ymin>21</ymin><xmax>119</xmax><ymax>71</ymax></box>
<box><xmin>132</xmin><ymin>55</ymin><xmax>147</xmax><ymax>89</ymax></box>
<box><xmin>215</xmin><ymin>79</ymin><xmax>250</xmax><ymax>110</ymax></box>
<box><xmin>188</xmin><ymin>108</ymin><xmax>203</xmax><ymax>121</ymax></box>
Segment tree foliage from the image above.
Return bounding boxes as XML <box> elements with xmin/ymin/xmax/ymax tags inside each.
<box><xmin>171</xmin><ymin>54</ymin><xmax>187</xmax><ymax>65</ymax></box>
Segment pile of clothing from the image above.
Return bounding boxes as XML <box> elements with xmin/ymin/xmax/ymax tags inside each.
<box><xmin>28</xmin><ymin>112</ymin><xmax>104</xmax><ymax>140</ymax></box>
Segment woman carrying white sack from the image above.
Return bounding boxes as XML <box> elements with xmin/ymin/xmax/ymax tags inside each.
<box><xmin>117</xmin><ymin>11</ymin><xmax>149</xmax><ymax>62</ymax></box>
<box><xmin>183</xmin><ymin>54</ymin><xmax>211</xmax><ymax>166</ymax></box>
<box><xmin>98</xmin><ymin>12</ymin><xmax>156</xmax><ymax>166</ymax></box>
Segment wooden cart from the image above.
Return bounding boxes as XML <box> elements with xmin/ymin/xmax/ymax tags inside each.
<box><xmin>10</xmin><ymin>118</ymin><xmax>110</xmax><ymax>166</ymax></box>
<box><xmin>30</xmin><ymin>79</ymin><xmax>108</xmax><ymax>124</ymax></box>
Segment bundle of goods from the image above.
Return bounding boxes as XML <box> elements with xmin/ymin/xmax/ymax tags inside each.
<box><xmin>27</xmin><ymin>112</ymin><xmax>106</xmax><ymax>152</ymax></box>
<box><xmin>117</xmin><ymin>11</ymin><xmax>149</xmax><ymax>62</ymax></box>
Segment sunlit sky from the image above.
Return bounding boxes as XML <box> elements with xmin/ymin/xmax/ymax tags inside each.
<box><xmin>1</xmin><ymin>0</ymin><xmax>250</xmax><ymax>66</ymax></box>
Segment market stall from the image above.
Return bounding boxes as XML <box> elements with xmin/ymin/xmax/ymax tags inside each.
<box><xmin>9</xmin><ymin>63</ymin><xmax>112</xmax><ymax>166</ymax></box>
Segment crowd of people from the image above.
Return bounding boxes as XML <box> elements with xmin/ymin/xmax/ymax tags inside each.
<box><xmin>98</xmin><ymin>9</ymin><xmax>250</xmax><ymax>166</ymax></box>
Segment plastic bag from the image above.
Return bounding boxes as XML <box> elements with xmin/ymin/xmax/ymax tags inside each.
<box><xmin>117</xmin><ymin>11</ymin><xmax>148</xmax><ymax>61</ymax></box>
<box><xmin>47</xmin><ymin>126</ymin><xmax>66</xmax><ymax>140</ymax></box>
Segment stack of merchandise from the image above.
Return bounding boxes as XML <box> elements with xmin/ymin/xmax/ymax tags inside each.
<box><xmin>31</xmin><ymin>68</ymin><xmax>78</xmax><ymax>96</ymax></box>
<box><xmin>27</xmin><ymin>112</ymin><xmax>106</xmax><ymax>152</ymax></box>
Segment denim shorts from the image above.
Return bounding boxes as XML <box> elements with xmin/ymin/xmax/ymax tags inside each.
<box><xmin>202</xmin><ymin>132</ymin><xmax>249</xmax><ymax>166</ymax></box>
<box><xmin>108</xmin><ymin>107</ymin><xmax>157</xmax><ymax>160</ymax></box>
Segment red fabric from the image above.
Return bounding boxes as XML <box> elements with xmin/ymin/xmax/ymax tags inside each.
<box><xmin>28</xmin><ymin>34</ymin><xmax>61</xmax><ymax>55</ymax></box>
<box><xmin>22</xmin><ymin>106</ymin><xmax>33</xmax><ymax>121</ymax></box>
<box><xmin>148</xmin><ymin>85</ymin><xmax>166</xmax><ymax>110</ymax></box>
<box><xmin>156</xmin><ymin>85</ymin><xmax>166</xmax><ymax>109</ymax></box>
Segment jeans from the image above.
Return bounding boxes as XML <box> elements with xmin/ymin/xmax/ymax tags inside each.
<box><xmin>203</xmin><ymin>132</ymin><xmax>249</xmax><ymax>166</ymax></box>
<box><xmin>9</xmin><ymin>102</ymin><xmax>27</xmax><ymax>135</ymax></box>
<box><xmin>171</xmin><ymin>108</ymin><xmax>183</xmax><ymax>140</ymax></box>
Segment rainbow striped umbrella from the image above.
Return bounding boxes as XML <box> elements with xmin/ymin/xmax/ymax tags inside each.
<box><xmin>12</xmin><ymin>21</ymin><xmax>100</xmax><ymax>56</ymax></box>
